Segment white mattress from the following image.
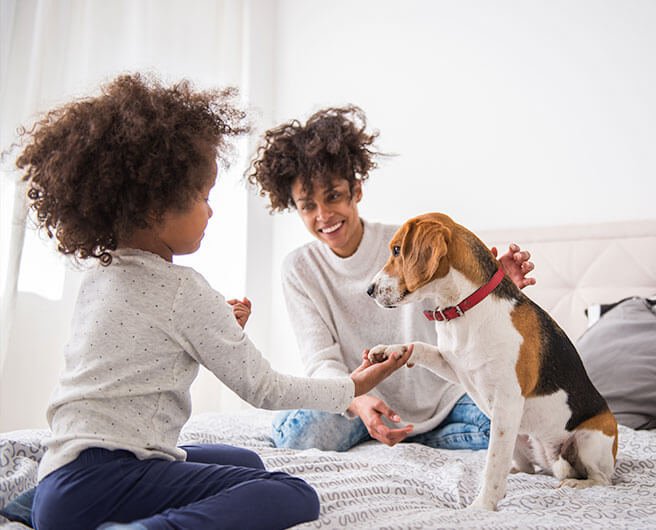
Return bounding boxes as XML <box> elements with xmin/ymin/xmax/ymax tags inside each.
<box><xmin>3</xmin><ymin>409</ymin><xmax>655</xmax><ymax>529</ymax></box>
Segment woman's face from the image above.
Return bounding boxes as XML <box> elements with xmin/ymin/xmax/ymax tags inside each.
<box><xmin>291</xmin><ymin>177</ymin><xmax>363</xmax><ymax>258</ymax></box>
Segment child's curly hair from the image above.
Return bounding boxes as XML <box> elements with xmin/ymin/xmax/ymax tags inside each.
<box><xmin>16</xmin><ymin>72</ymin><xmax>249</xmax><ymax>265</ymax></box>
<box><xmin>247</xmin><ymin>106</ymin><xmax>380</xmax><ymax>212</ymax></box>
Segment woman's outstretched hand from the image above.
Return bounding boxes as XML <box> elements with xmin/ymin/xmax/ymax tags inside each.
<box><xmin>350</xmin><ymin>344</ymin><xmax>413</xmax><ymax>397</ymax></box>
<box><xmin>348</xmin><ymin>394</ymin><xmax>415</xmax><ymax>446</ymax></box>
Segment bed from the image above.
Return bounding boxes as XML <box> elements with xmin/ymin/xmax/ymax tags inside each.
<box><xmin>2</xmin><ymin>219</ymin><xmax>655</xmax><ymax>529</ymax></box>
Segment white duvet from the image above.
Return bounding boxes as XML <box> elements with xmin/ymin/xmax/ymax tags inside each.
<box><xmin>2</xmin><ymin>409</ymin><xmax>655</xmax><ymax>529</ymax></box>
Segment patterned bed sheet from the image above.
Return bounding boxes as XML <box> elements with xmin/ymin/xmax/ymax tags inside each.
<box><xmin>2</xmin><ymin>409</ymin><xmax>655</xmax><ymax>529</ymax></box>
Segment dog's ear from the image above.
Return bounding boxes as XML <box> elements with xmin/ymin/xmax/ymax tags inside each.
<box><xmin>401</xmin><ymin>219</ymin><xmax>449</xmax><ymax>292</ymax></box>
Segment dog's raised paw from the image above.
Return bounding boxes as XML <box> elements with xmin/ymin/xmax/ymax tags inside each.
<box><xmin>368</xmin><ymin>344</ymin><xmax>408</xmax><ymax>364</ymax></box>
<box><xmin>368</xmin><ymin>345</ymin><xmax>391</xmax><ymax>363</ymax></box>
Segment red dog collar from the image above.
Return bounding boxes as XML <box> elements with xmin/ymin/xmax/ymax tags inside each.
<box><xmin>424</xmin><ymin>268</ymin><xmax>505</xmax><ymax>322</ymax></box>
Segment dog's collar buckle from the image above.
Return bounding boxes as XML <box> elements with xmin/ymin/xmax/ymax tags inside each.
<box><xmin>423</xmin><ymin>268</ymin><xmax>504</xmax><ymax>322</ymax></box>
<box><xmin>425</xmin><ymin>305</ymin><xmax>464</xmax><ymax>321</ymax></box>
<box><xmin>432</xmin><ymin>309</ymin><xmax>446</xmax><ymax>321</ymax></box>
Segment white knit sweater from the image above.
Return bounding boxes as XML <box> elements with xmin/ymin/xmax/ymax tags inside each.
<box><xmin>39</xmin><ymin>249</ymin><xmax>354</xmax><ymax>480</ymax></box>
<box><xmin>282</xmin><ymin>220</ymin><xmax>464</xmax><ymax>433</ymax></box>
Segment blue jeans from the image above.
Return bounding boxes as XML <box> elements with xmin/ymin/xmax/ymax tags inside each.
<box><xmin>32</xmin><ymin>444</ymin><xmax>318</xmax><ymax>530</ymax></box>
<box><xmin>272</xmin><ymin>394</ymin><xmax>490</xmax><ymax>451</ymax></box>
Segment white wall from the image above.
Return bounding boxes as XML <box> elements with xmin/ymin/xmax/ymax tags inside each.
<box><xmin>261</xmin><ymin>0</ymin><xmax>656</xmax><ymax>375</ymax></box>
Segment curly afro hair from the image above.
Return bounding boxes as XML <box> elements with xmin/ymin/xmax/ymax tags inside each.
<box><xmin>247</xmin><ymin>106</ymin><xmax>380</xmax><ymax>212</ymax></box>
<box><xmin>16</xmin><ymin>72</ymin><xmax>249</xmax><ymax>265</ymax></box>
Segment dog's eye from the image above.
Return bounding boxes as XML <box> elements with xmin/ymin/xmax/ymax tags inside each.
<box><xmin>392</xmin><ymin>245</ymin><xmax>400</xmax><ymax>257</ymax></box>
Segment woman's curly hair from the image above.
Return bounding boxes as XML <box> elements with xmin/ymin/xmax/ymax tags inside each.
<box><xmin>16</xmin><ymin>72</ymin><xmax>249</xmax><ymax>265</ymax></box>
<box><xmin>247</xmin><ymin>106</ymin><xmax>380</xmax><ymax>212</ymax></box>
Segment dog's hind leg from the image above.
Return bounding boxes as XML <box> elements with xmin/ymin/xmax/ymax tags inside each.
<box><xmin>510</xmin><ymin>435</ymin><xmax>536</xmax><ymax>474</ymax></box>
<box><xmin>558</xmin><ymin>429</ymin><xmax>616</xmax><ymax>489</ymax></box>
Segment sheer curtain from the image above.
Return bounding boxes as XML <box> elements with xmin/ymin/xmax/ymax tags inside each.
<box><xmin>0</xmin><ymin>0</ymin><xmax>252</xmax><ymax>430</ymax></box>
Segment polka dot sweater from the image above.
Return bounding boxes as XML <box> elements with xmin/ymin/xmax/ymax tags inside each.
<box><xmin>38</xmin><ymin>248</ymin><xmax>354</xmax><ymax>481</ymax></box>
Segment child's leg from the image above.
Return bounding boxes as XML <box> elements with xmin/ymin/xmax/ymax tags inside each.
<box><xmin>272</xmin><ymin>409</ymin><xmax>370</xmax><ymax>451</ymax></box>
<box><xmin>131</xmin><ymin>466</ymin><xmax>318</xmax><ymax>530</ymax></box>
<box><xmin>407</xmin><ymin>394</ymin><xmax>490</xmax><ymax>450</ymax></box>
<box><xmin>33</xmin><ymin>447</ymin><xmax>319</xmax><ymax>530</ymax></box>
<box><xmin>181</xmin><ymin>443</ymin><xmax>264</xmax><ymax>469</ymax></box>
<box><xmin>7</xmin><ymin>444</ymin><xmax>264</xmax><ymax>528</ymax></box>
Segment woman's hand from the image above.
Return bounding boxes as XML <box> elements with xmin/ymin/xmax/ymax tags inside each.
<box><xmin>227</xmin><ymin>297</ymin><xmax>252</xmax><ymax>329</ymax></box>
<box><xmin>348</xmin><ymin>394</ymin><xmax>415</xmax><ymax>446</ymax></box>
<box><xmin>492</xmin><ymin>243</ymin><xmax>536</xmax><ymax>289</ymax></box>
<box><xmin>350</xmin><ymin>345</ymin><xmax>413</xmax><ymax>397</ymax></box>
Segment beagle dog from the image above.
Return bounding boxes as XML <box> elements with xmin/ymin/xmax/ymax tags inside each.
<box><xmin>366</xmin><ymin>212</ymin><xmax>617</xmax><ymax>511</ymax></box>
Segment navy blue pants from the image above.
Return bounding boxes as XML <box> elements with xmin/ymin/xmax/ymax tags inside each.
<box><xmin>33</xmin><ymin>444</ymin><xmax>319</xmax><ymax>530</ymax></box>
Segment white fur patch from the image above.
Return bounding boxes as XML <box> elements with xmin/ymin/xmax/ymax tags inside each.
<box><xmin>370</xmin><ymin>271</ymin><xmax>403</xmax><ymax>307</ymax></box>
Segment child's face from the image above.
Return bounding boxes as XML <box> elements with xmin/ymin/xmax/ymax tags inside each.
<box><xmin>153</xmin><ymin>156</ymin><xmax>217</xmax><ymax>260</ymax></box>
<box><xmin>291</xmin><ymin>176</ymin><xmax>363</xmax><ymax>258</ymax></box>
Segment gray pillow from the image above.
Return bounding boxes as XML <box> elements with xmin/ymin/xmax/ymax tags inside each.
<box><xmin>577</xmin><ymin>297</ymin><xmax>656</xmax><ymax>430</ymax></box>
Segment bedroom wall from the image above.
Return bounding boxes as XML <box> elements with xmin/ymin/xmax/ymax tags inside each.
<box><xmin>257</xmin><ymin>0</ymin><xmax>656</xmax><ymax>376</ymax></box>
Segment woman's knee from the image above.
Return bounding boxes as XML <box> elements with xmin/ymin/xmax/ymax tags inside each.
<box><xmin>271</xmin><ymin>410</ymin><xmax>317</xmax><ymax>450</ymax></box>
<box><xmin>468</xmin><ymin>403</ymin><xmax>491</xmax><ymax>434</ymax></box>
<box><xmin>271</xmin><ymin>410</ymin><xmax>365</xmax><ymax>451</ymax></box>
<box><xmin>478</xmin><ymin>412</ymin><xmax>491</xmax><ymax>434</ymax></box>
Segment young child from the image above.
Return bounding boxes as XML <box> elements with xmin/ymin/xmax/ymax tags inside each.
<box><xmin>13</xmin><ymin>75</ymin><xmax>410</xmax><ymax>530</ymax></box>
<box><xmin>247</xmin><ymin>106</ymin><xmax>536</xmax><ymax>452</ymax></box>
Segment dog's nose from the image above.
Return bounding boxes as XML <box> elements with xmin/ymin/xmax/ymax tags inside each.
<box><xmin>366</xmin><ymin>284</ymin><xmax>376</xmax><ymax>298</ymax></box>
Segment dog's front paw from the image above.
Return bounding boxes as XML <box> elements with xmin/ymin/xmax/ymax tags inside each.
<box><xmin>368</xmin><ymin>344</ymin><xmax>409</xmax><ymax>364</ymax></box>
<box><xmin>467</xmin><ymin>494</ymin><xmax>498</xmax><ymax>511</ymax></box>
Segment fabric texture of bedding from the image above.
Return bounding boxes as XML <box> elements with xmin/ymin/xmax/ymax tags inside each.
<box><xmin>2</xmin><ymin>410</ymin><xmax>656</xmax><ymax>529</ymax></box>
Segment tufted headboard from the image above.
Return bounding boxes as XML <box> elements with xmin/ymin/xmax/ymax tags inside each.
<box><xmin>478</xmin><ymin>219</ymin><xmax>656</xmax><ymax>342</ymax></box>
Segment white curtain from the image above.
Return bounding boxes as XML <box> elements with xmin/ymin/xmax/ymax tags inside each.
<box><xmin>0</xmin><ymin>0</ymin><xmax>251</xmax><ymax>430</ymax></box>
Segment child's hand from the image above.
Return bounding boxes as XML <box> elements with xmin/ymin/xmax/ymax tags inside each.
<box><xmin>227</xmin><ymin>297</ymin><xmax>251</xmax><ymax>329</ymax></box>
<box><xmin>350</xmin><ymin>345</ymin><xmax>413</xmax><ymax>397</ymax></box>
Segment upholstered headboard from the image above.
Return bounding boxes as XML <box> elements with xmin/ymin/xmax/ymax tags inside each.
<box><xmin>478</xmin><ymin>219</ymin><xmax>656</xmax><ymax>342</ymax></box>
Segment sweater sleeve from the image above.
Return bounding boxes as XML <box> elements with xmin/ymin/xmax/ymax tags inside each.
<box><xmin>171</xmin><ymin>270</ymin><xmax>354</xmax><ymax>413</ymax></box>
<box><xmin>281</xmin><ymin>254</ymin><xmax>351</xmax><ymax>379</ymax></box>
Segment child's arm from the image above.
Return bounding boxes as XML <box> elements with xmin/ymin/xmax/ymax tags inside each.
<box><xmin>227</xmin><ymin>297</ymin><xmax>251</xmax><ymax>329</ymax></box>
<box><xmin>178</xmin><ymin>272</ymin><xmax>399</xmax><ymax>414</ymax></box>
